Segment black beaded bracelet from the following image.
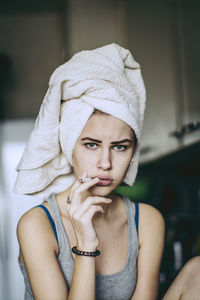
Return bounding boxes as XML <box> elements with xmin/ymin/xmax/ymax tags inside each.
<box><xmin>72</xmin><ymin>246</ymin><xmax>100</xmax><ymax>257</ymax></box>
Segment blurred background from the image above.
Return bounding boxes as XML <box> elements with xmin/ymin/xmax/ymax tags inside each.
<box><xmin>0</xmin><ymin>0</ymin><xmax>199</xmax><ymax>299</ymax></box>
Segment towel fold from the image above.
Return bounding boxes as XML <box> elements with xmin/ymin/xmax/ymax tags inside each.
<box><xmin>14</xmin><ymin>43</ymin><xmax>146</xmax><ymax>199</ymax></box>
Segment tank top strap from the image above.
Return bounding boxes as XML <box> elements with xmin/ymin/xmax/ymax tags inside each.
<box><xmin>46</xmin><ymin>194</ymin><xmax>68</xmax><ymax>249</ymax></box>
<box><xmin>123</xmin><ymin>196</ymin><xmax>139</xmax><ymax>258</ymax></box>
<box><xmin>123</xmin><ymin>197</ymin><xmax>138</xmax><ymax>230</ymax></box>
<box><xmin>134</xmin><ymin>202</ymin><xmax>139</xmax><ymax>233</ymax></box>
<box><xmin>36</xmin><ymin>204</ymin><xmax>58</xmax><ymax>242</ymax></box>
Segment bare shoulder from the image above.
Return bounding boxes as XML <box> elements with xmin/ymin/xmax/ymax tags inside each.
<box><xmin>17</xmin><ymin>206</ymin><xmax>68</xmax><ymax>299</ymax></box>
<box><xmin>132</xmin><ymin>202</ymin><xmax>165</xmax><ymax>246</ymax></box>
<box><xmin>17</xmin><ymin>205</ymin><xmax>58</xmax><ymax>257</ymax></box>
<box><xmin>135</xmin><ymin>202</ymin><xmax>164</xmax><ymax>226</ymax></box>
<box><xmin>17</xmin><ymin>206</ymin><xmax>48</xmax><ymax>237</ymax></box>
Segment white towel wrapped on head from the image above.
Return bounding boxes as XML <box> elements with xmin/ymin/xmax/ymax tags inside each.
<box><xmin>14</xmin><ymin>43</ymin><xmax>146</xmax><ymax>199</ymax></box>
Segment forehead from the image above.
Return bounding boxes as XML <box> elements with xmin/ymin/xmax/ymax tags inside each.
<box><xmin>79</xmin><ymin>113</ymin><xmax>134</xmax><ymax>140</ymax></box>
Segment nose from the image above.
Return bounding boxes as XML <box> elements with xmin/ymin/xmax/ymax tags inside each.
<box><xmin>97</xmin><ymin>148</ymin><xmax>112</xmax><ymax>170</ymax></box>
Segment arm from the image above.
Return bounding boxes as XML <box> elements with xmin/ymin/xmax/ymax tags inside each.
<box><xmin>17</xmin><ymin>175</ymin><xmax>111</xmax><ymax>300</ymax></box>
<box><xmin>17</xmin><ymin>208</ymin><xmax>69</xmax><ymax>300</ymax></box>
<box><xmin>18</xmin><ymin>208</ymin><xmax>99</xmax><ymax>300</ymax></box>
<box><xmin>131</xmin><ymin>203</ymin><xmax>165</xmax><ymax>300</ymax></box>
<box><xmin>163</xmin><ymin>256</ymin><xmax>200</xmax><ymax>300</ymax></box>
<box><xmin>66</xmin><ymin>175</ymin><xmax>112</xmax><ymax>299</ymax></box>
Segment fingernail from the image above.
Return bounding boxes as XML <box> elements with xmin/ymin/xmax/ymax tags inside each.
<box><xmin>93</xmin><ymin>177</ymin><xmax>99</xmax><ymax>182</ymax></box>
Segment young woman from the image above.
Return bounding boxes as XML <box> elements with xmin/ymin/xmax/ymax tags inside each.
<box><xmin>15</xmin><ymin>44</ymin><xmax>165</xmax><ymax>300</ymax></box>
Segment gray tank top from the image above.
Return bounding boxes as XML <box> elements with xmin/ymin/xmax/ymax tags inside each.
<box><xmin>19</xmin><ymin>194</ymin><xmax>138</xmax><ymax>300</ymax></box>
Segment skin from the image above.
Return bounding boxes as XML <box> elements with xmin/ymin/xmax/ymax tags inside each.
<box><xmin>17</xmin><ymin>112</ymin><xmax>165</xmax><ymax>300</ymax></box>
<box><xmin>163</xmin><ymin>256</ymin><xmax>200</xmax><ymax>300</ymax></box>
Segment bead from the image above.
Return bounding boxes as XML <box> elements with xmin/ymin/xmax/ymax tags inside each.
<box><xmin>72</xmin><ymin>246</ymin><xmax>100</xmax><ymax>257</ymax></box>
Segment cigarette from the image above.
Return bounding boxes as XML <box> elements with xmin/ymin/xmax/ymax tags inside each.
<box><xmin>79</xmin><ymin>177</ymin><xmax>91</xmax><ymax>183</ymax></box>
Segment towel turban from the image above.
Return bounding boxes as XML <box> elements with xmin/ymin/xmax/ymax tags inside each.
<box><xmin>14</xmin><ymin>43</ymin><xmax>146</xmax><ymax>199</ymax></box>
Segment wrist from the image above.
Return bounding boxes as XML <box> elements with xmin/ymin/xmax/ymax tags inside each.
<box><xmin>72</xmin><ymin>246</ymin><xmax>100</xmax><ymax>257</ymax></box>
<box><xmin>77</xmin><ymin>241</ymin><xmax>99</xmax><ymax>252</ymax></box>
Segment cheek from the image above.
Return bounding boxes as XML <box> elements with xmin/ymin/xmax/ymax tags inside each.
<box><xmin>73</xmin><ymin>149</ymin><xmax>95</xmax><ymax>174</ymax></box>
<box><xmin>114</xmin><ymin>153</ymin><xmax>132</xmax><ymax>168</ymax></box>
<box><xmin>113</xmin><ymin>155</ymin><xmax>132</xmax><ymax>178</ymax></box>
<box><xmin>118</xmin><ymin>162</ymin><xmax>130</xmax><ymax>178</ymax></box>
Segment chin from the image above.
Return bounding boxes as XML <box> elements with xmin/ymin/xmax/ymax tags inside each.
<box><xmin>89</xmin><ymin>185</ymin><xmax>115</xmax><ymax>197</ymax></box>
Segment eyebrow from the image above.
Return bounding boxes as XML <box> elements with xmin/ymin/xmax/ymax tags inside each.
<box><xmin>81</xmin><ymin>137</ymin><xmax>133</xmax><ymax>144</ymax></box>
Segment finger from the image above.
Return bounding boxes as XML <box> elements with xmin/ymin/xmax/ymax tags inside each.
<box><xmin>80</xmin><ymin>205</ymin><xmax>105</xmax><ymax>223</ymax></box>
<box><xmin>75</xmin><ymin>177</ymin><xmax>99</xmax><ymax>194</ymax></box>
<box><xmin>70</xmin><ymin>171</ymin><xmax>87</xmax><ymax>192</ymax></box>
<box><xmin>73</xmin><ymin>197</ymin><xmax>112</xmax><ymax>219</ymax></box>
<box><xmin>72</xmin><ymin>205</ymin><xmax>105</xmax><ymax>225</ymax></box>
<box><xmin>69</xmin><ymin>177</ymin><xmax>99</xmax><ymax>209</ymax></box>
<box><xmin>78</xmin><ymin>171</ymin><xmax>91</xmax><ymax>183</ymax></box>
<box><xmin>68</xmin><ymin>171</ymin><xmax>89</xmax><ymax>208</ymax></box>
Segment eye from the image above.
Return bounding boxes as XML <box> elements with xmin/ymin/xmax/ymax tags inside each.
<box><xmin>85</xmin><ymin>143</ymin><xmax>98</xmax><ymax>149</ymax></box>
<box><xmin>113</xmin><ymin>145</ymin><xmax>127</xmax><ymax>151</ymax></box>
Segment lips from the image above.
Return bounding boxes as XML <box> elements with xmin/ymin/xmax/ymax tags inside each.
<box><xmin>96</xmin><ymin>176</ymin><xmax>113</xmax><ymax>186</ymax></box>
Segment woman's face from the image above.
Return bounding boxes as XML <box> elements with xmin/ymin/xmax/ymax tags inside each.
<box><xmin>72</xmin><ymin>113</ymin><xmax>135</xmax><ymax>196</ymax></box>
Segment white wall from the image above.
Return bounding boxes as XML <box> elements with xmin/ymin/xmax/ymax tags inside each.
<box><xmin>0</xmin><ymin>120</ymin><xmax>41</xmax><ymax>300</ymax></box>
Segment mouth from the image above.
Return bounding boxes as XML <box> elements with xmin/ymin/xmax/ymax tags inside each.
<box><xmin>96</xmin><ymin>177</ymin><xmax>113</xmax><ymax>186</ymax></box>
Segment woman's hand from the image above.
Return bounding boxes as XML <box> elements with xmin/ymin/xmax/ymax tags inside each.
<box><xmin>67</xmin><ymin>172</ymin><xmax>112</xmax><ymax>251</ymax></box>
